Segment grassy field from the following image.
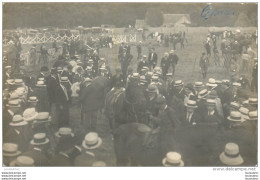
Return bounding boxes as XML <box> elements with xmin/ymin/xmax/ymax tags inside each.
<box><xmin>3</xmin><ymin>26</ymin><xmax>257</xmax><ymax>166</ymax></box>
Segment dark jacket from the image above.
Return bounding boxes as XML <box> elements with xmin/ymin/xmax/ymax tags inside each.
<box><xmin>46</xmin><ymin>75</ymin><xmax>59</xmax><ymax>103</ymax></box>
<box><xmin>148</xmin><ymin>52</ymin><xmax>158</xmax><ymax>66</ymax></box>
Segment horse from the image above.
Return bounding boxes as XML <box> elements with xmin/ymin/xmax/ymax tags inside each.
<box><xmin>104</xmin><ymin>81</ymin><xmax>147</xmax><ymax>130</ymax></box>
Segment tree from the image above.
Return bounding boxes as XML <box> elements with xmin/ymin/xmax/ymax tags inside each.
<box><xmin>145</xmin><ymin>8</ymin><xmax>163</xmax><ymax>27</ymax></box>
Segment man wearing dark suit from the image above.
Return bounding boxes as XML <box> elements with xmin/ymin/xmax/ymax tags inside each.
<box><xmin>56</xmin><ymin>77</ymin><xmax>71</xmax><ymax>128</ymax></box>
<box><xmin>181</xmin><ymin>100</ymin><xmax>202</xmax><ymax>126</ymax></box>
<box><xmin>4</xmin><ymin>115</ymin><xmax>31</xmax><ymax>153</ymax></box>
<box><xmin>137</xmin><ymin>55</ymin><xmax>149</xmax><ymax>74</ymax></box>
<box><xmin>79</xmin><ymin>78</ymin><xmax>100</xmax><ymax>132</ymax></box>
<box><xmin>168</xmin><ymin>50</ymin><xmax>179</xmax><ymax>76</ymax></box>
<box><xmin>118</xmin><ymin>49</ymin><xmax>133</xmax><ymax>81</ymax></box>
<box><xmin>148</xmin><ymin>48</ymin><xmax>158</xmax><ymax>70</ymax></box>
<box><xmin>36</xmin><ymin>66</ymin><xmax>49</xmax><ymax>82</ymax></box>
<box><xmin>91</xmin><ymin>52</ymin><xmax>100</xmax><ymax>77</ymax></box>
<box><xmin>160</xmin><ymin>53</ymin><xmax>170</xmax><ymax>77</ymax></box>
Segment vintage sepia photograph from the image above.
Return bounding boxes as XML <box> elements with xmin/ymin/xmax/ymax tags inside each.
<box><xmin>2</xmin><ymin>2</ymin><xmax>258</xmax><ymax>168</ymax></box>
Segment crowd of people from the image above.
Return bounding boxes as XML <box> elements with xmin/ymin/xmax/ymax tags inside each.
<box><xmin>2</xmin><ymin>28</ymin><xmax>258</xmax><ymax>167</ymax></box>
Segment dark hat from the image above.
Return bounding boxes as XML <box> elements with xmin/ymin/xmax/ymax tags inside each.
<box><xmin>50</xmin><ymin>68</ymin><xmax>57</xmax><ymax>74</ymax></box>
<box><xmin>40</xmin><ymin>66</ymin><xmax>49</xmax><ymax>72</ymax></box>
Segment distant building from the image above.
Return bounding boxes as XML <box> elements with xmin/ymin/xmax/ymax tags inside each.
<box><xmin>162</xmin><ymin>14</ymin><xmax>191</xmax><ymax>27</ymax></box>
<box><xmin>135</xmin><ymin>19</ymin><xmax>146</xmax><ymax>29</ymax></box>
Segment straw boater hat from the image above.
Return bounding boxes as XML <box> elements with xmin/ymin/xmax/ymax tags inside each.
<box><xmin>28</xmin><ymin>96</ymin><xmax>38</xmax><ymax>103</ymax></box>
<box><xmin>82</xmin><ymin>132</ymin><xmax>102</xmax><ymax>150</ymax></box>
<box><xmin>194</xmin><ymin>81</ymin><xmax>203</xmax><ymax>88</ymax></box>
<box><xmin>23</xmin><ymin>108</ymin><xmax>38</xmax><ymax>122</ymax></box>
<box><xmin>162</xmin><ymin>152</ymin><xmax>184</xmax><ymax>167</ymax></box>
<box><xmin>3</xmin><ymin>143</ymin><xmax>21</xmax><ymax>157</ymax></box>
<box><xmin>30</xmin><ymin>133</ymin><xmax>50</xmax><ymax>146</ymax></box>
<box><xmin>147</xmin><ymin>72</ymin><xmax>153</xmax><ymax>76</ymax></box>
<box><xmin>166</xmin><ymin>73</ymin><xmax>173</xmax><ymax>77</ymax></box>
<box><xmin>206</xmin><ymin>78</ymin><xmax>217</xmax><ymax>87</ymax></box>
<box><xmin>152</xmin><ymin>75</ymin><xmax>159</xmax><ymax>81</ymax></box>
<box><xmin>248</xmin><ymin>98</ymin><xmax>257</xmax><ymax>105</ymax></box>
<box><xmin>55</xmin><ymin>127</ymin><xmax>74</xmax><ymax>138</ymax></box>
<box><xmin>206</xmin><ymin>99</ymin><xmax>216</xmax><ymax>106</ymax></box>
<box><xmin>14</xmin><ymin>79</ymin><xmax>23</xmax><ymax>85</ymax></box>
<box><xmin>219</xmin><ymin>143</ymin><xmax>244</xmax><ymax>166</ymax></box>
<box><xmin>239</xmin><ymin>107</ymin><xmax>249</xmax><ymax>120</ymax></box>
<box><xmin>232</xmin><ymin>82</ymin><xmax>241</xmax><ymax>87</ymax></box>
<box><xmin>229</xmin><ymin>102</ymin><xmax>240</xmax><ymax>110</ymax></box>
<box><xmin>36</xmin><ymin>80</ymin><xmax>45</xmax><ymax>87</ymax></box>
<box><xmin>33</xmin><ymin>112</ymin><xmax>51</xmax><ymax>124</ymax></box>
<box><xmin>198</xmin><ymin>89</ymin><xmax>210</xmax><ymax>99</ymax></box>
<box><xmin>248</xmin><ymin>111</ymin><xmax>257</xmax><ymax>121</ymax></box>
<box><xmin>92</xmin><ymin>161</ymin><xmax>107</xmax><ymax>167</ymax></box>
<box><xmin>5</xmin><ymin>65</ymin><xmax>11</xmax><ymax>70</ymax></box>
<box><xmin>86</xmin><ymin>66</ymin><xmax>92</xmax><ymax>71</ymax></box>
<box><xmin>9</xmin><ymin>156</ymin><xmax>34</xmax><ymax>167</ymax></box>
<box><xmin>227</xmin><ymin>111</ymin><xmax>242</xmax><ymax>122</ymax></box>
<box><xmin>140</xmin><ymin>76</ymin><xmax>147</xmax><ymax>83</ymax></box>
<box><xmin>6</xmin><ymin>100</ymin><xmax>20</xmax><ymax>108</ymax></box>
<box><xmin>9</xmin><ymin>115</ymin><xmax>28</xmax><ymax>127</ymax></box>
<box><xmin>60</xmin><ymin>76</ymin><xmax>69</xmax><ymax>83</ymax></box>
<box><xmin>6</xmin><ymin>79</ymin><xmax>15</xmax><ymax>85</ymax></box>
<box><xmin>185</xmin><ymin>100</ymin><xmax>198</xmax><ymax>108</ymax></box>
<box><xmin>8</xmin><ymin>92</ymin><xmax>20</xmax><ymax>101</ymax></box>
<box><xmin>174</xmin><ymin>80</ymin><xmax>184</xmax><ymax>87</ymax></box>
<box><xmin>88</xmin><ymin>59</ymin><xmax>94</xmax><ymax>63</ymax></box>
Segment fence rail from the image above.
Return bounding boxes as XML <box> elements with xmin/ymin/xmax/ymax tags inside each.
<box><xmin>3</xmin><ymin>33</ymin><xmax>137</xmax><ymax>46</ymax></box>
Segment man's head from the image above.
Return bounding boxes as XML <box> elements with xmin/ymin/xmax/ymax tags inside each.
<box><xmin>206</xmin><ymin>99</ymin><xmax>216</xmax><ymax>112</ymax></box>
<box><xmin>186</xmin><ymin>100</ymin><xmax>198</xmax><ymax>113</ymax></box>
<box><xmin>40</xmin><ymin>66</ymin><xmax>49</xmax><ymax>77</ymax></box>
<box><xmin>147</xmin><ymin>84</ymin><xmax>158</xmax><ymax>100</ymax></box>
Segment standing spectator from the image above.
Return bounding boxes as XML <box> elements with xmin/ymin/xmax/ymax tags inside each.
<box><xmin>29</xmin><ymin>44</ymin><xmax>37</xmax><ymax>66</ymax></box>
<box><xmin>118</xmin><ymin>49</ymin><xmax>133</xmax><ymax>81</ymax></box>
<box><xmin>199</xmin><ymin>52</ymin><xmax>210</xmax><ymax>79</ymax></box>
<box><xmin>56</xmin><ymin>77</ymin><xmax>71</xmax><ymax>128</ymax></box>
<box><xmin>168</xmin><ymin>50</ymin><xmax>179</xmax><ymax>76</ymax></box>
<box><xmin>39</xmin><ymin>44</ymin><xmax>49</xmax><ymax>65</ymax></box>
<box><xmin>161</xmin><ymin>53</ymin><xmax>170</xmax><ymax>77</ymax></box>
<box><xmin>136</xmin><ymin>41</ymin><xmax>142</xmax><ymax>60</ymax></box>
<box><xmin>251</xmin><ymin>60</ymin><xmax>257</xmax><ymax>93</ymax></box>
<box><xmin>137</xmin><ymin>55</ymin><xmax>149</xmax><ymax>74</ymax></box>
<box><xmin>148</xmin><ymin>48</ymin><xmax>158</xmax><ymax>70</ymax></box>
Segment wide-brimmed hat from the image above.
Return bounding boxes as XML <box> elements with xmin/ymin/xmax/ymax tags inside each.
<box><xmin>55</xmin><ymin>127</ymin><xmax>74</xmax><ymax>138</ymax></box>
<box><xmin>185</xmin><ymin>100</ymin><xmax>198</xmax><ymax>108</ymax></box>
<box><xmin>9</xmin><ymin>115</ymin><xmax>28</xmax><ymax>127</ymax></box>
<box><xmin>198</xmin><ymin>89</ymin><xmax>210</xmax><ymax>99</ymax></box>
<box><xmin>33</xmin><ymin>112</ymin><xmax>51</xmax><ymax>124</ymax></box>
<box><xmin>9</xmin><ymin>156</ymin><xmax>34</xmax><ymax>166</ymax></box>
<box><xmin>82</xmin><ymin>132</ymin><xmax>102</xmax><ymax>150</ymax></box>
<box><xmin>92</xmin><ymin>161</ymin><xmax>107</xmax><ymax>167</ymax></box>
<box><xmin>219</xmin><ymin>143</ymin><xmax>244</xmax><ymax>166</ymax></box>
<box><xmin>206</xmin><ymin>78</ymin><xmax>217</xmax><ymax>87</ymax></box>
<box><xmin>173</xmin><ymin>80</ymin><xmax>184</xmax><ymax>87</ymax></box>
<box><xmin>6</xmin><ymin>100</ymin><xmax>20</xmax><ymax>108</ymax></box>
<box><xmin>30</xmin><ymin>133</ymin><xmax>50</xmax><ymax>145</ymax></box>
<box><xmin>227</xmin><ymin>111</ymin><xmax>242</xmax><ymax>122</ymax></box>
<box><xmin>28</xmin><ymin>96</ymin><xmax>38</xmax><ymax>103</ymax></box>
<box><xmin>248</xmin><ymin>111</ymin><xmax>257</xmax><ymax>121</ymax></box>
<box><xmin>162</xmin><ymin>152</ymin><xmax>184</xmax><ymax>167</ymax></box>
<box><xmin>194</xmin><ymin>81</ymin><xmax>203</xmax><ymax>88</ymax></box>
<box><xmin>3</xmin><ymin>143</ymin><xmax>21</xmax><ymax>157</ymax></box>
<box><xmin>60</xmin><ymin>76</ymin><xmax>69</xmax><ymax>83</ymax></box>
<box><xmin>23</xmin><ymin>108</ymin><xmax>38</xmax><ymax>122</ymax></box>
